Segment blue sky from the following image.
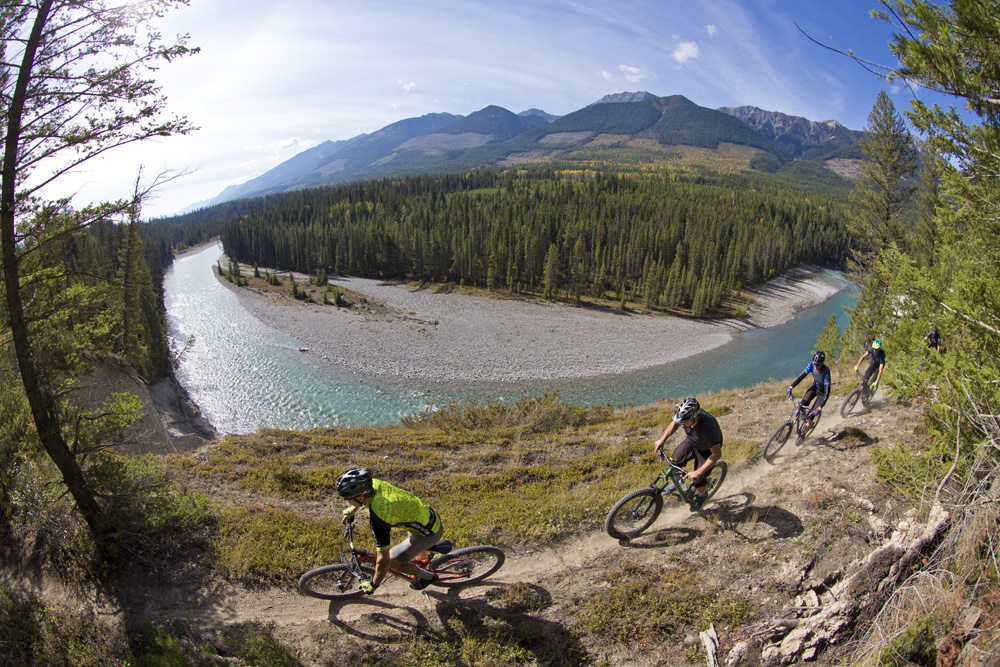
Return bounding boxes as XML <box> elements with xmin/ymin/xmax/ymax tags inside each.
<box><xmin>56</xmin><ymin>0</ymin><xmax>955</xmax><ymax>218</ymax></box>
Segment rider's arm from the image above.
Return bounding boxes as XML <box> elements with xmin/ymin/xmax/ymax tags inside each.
<box><xmin>654</xmin><ymin>420</ymin><xmax>680</xmax><ymax>453</ymax></box>
<box><xmin>855</xmin><ymin>352</ymin><xmax>867</xmax><ymax>369</ymax></box>
<box><xmin>790</xmin><ymin>368</ymin><xmax>809</xmax><ymax>390</ymax></box>
<box><xmin>688</xmin><ymin>444</ymin><xmax>722</xmax><ymax>482</ymax></box>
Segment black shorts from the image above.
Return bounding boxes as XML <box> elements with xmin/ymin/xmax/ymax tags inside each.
<box><xmin>670</xmin><ymin>436</ymin><xmax>716</xmax><ymax>487</ymax></box>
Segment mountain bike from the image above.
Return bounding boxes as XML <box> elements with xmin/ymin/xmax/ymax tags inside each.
<box><xmin>840</xmin><ymin>371</ymin><xmax>876</xmax><ymax>417</ymax></box>
<box><xmin>763</xmin><ymin>395</ymin><xmax>819</xmax><ymax>458</ymax></box>
<box><xmin>297</xmin><ymin>519</ymin><xmax>506</xmax><ymax>600</ymax></box>
<box><xmin>605</xmin><ymin>450</ymin><xmax>728</xmax><ymax>541</ymax></box>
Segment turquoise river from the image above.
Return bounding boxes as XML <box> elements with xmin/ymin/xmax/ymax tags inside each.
<box><xmin>165</xmin><ymin>243</ymin><xmax>858</xmax><ymax>434</ymax></box>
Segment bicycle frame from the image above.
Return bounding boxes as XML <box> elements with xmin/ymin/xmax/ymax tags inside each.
<box><xmin>339</xmin><ymin>519</ymin><xmax>458</xmax><ymax>585</ymax></box>
<box><xmin>651</xmin><ymin>451</ymin><xmax>701</xmax><ymax>502</ymax></box>
<box><xmin>785</xmin><ymin>394</ymin><xmax>816</xmax><ymax>435</ymax></box>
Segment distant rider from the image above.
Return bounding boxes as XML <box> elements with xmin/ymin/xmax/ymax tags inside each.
<box><xmin>653</xmin><ymin>397</ymin><xmax>723</xmax><ymax>511</ymax></box>
<box><xmin>337</xmin><ymin>468</ymin><xmax>444</xmax><ymax>594</ymax></box>
<box><xmin>787</xmin><ymin>350</ymin><xmax>831</xmax><ymax>425</ymax></box>
<box><xmin>924</xmin><ymin>325</ymin><xmax>943</xmax><ymax>354</ymax></box>
<box><xmin>853</xmin><ymin>338</ymin><xmax>886</xmax><ymax>391</ymax></box>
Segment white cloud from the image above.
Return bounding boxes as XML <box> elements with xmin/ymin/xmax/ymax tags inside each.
<box><xmin>602</xmin><ymin>70</ymin><xmax>614</xmax><ymax>81</ymax></box>
<box><xmin>398</xmin><ymin>79</ymin><xmax>416</xmax><ymax>94</ymax></box>
<box><xmin>619</xmin><ymin>64</ymin><xmax>645</xmax><ymax>83</ymax></box>
<box><xmin>706</xmin><ymin>24</ymin><xmax>717</xmax><ymax>38</ymax></box>
<box><xmin>671</xmin><ymin>42</ymin><xmax>699</xmax><ymax>67</ymax></box>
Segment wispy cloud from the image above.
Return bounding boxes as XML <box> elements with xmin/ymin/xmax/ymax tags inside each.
<box><xmin>706</xmin><ymin>24</ymin><xmax>717</xmax><ymax>37</ymax></box>
<box><xmin>398</xmin><ymin>79</ymin><xmax>416</xmax><ymax>94</ymax></box>
<box><xmin>619</xmin><ymin>64</ymin><xmax>646</xmax><ymax>82</ymax></box>
<box><xmin>671</xmin><ymin>42</ymin><xmax>699</xmax><ymax>67</ymax></box>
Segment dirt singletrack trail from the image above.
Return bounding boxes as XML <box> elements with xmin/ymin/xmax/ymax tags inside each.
<box><xmin>119</xmin><ymin>399</ymin><xmax>871</xmax><ymax>644</ymax></box>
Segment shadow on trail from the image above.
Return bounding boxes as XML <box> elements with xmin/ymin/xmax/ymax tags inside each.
<box><xmin>711</xmin><ymin>493</ymin><xmax>805</xmax><ymax>542</ymax></box>
<box><xmin>327</xmin><ymin>596</ymin><xmax>434</xmax><ymax>644</ymax></box>
<box><xmin>327</xmin><ymin>582</ymin><xmax>590</xmax><ymax>664</ymax></box>
<box><xmin>806</xmin><ymin>425</ymin><xmax>879</xmax><ymax>452</ymax></box>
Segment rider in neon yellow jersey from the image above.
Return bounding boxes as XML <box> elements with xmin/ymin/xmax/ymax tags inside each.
<box><xmin>337</xmin><ymin>468</ymin><xmax>444</xmax><ymax>594</ymax></box>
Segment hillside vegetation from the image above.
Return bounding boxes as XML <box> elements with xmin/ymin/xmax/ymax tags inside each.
<box><xmin>218</xmin><ymin>166</ymin><xmax>851</xmax><ymax>317</ymax></box>
<box><xmin>0</xmin><ymin>373</ymin><xmax>958</xmax><ymax>666</ymax></box>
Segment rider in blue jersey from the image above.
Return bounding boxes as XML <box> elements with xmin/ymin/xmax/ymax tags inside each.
<box><xmin>787</xmin><ymin>350</ymin><xmax>832</xmax><ymax>422</ymax></box>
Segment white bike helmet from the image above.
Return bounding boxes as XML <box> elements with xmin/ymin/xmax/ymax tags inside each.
<box><xmin>673</xmin><ymin>397</ymin><xmax>700</xmax><ymax>424</ymax></box>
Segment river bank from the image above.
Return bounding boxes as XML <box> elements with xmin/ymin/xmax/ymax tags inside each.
<box><xmin>221</xmin><ymin>261</ymin><xmax>845</xmax><ymax>384</ymax></box>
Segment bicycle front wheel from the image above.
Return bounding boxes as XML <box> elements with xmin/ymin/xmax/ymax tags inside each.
<box><xmin>298</xmin><ymin>563</ymin><xmax>375</xmax><ymax>600</ymax></box>
<box><xmin>605</xmin><ymin>487</ymin><xmax>663</xmax><ymax>540</ymax></box>
<box><xmin>702</xmin><ymin>461</ymin><xmax>728</xmax><ymax>504</ymax></box>
<box><xmin>861</xmin><ymin>386</ymin><xmax>873</xmax><ymax>409</ymax></box>
<box><xmin>430</xmin><ymin>546</ymin><xmax>505</xmax><ymax>586</ymax></box>
<box><xmin>841</xmin><ymin>389</ymin><xmax>861</xmax><ymax>417</ymax></box>
<box><xmin>764</xmin><ymin>422</ymin><xmax>792</xmax><ymax>457</ymax></box>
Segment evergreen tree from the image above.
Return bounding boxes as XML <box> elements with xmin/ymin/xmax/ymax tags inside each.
<box><xmin>0</xmin><ymin>0</ymin><xmax>195</xmax><ymax>543</ymax></box>
<box><xmin>848</xmin><ymin>91</ymin><xmax>918</xmax><ymax>259</ymax></box>
<box><xmin>815</xmin><ymin>314</ymin><xmax>843</xmax><ymax>363</ymax></box>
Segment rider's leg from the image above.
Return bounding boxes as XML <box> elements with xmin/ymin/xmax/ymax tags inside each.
<box><xmin>863</xmin><ymin>362</ymin><xmax>878</xmax><ymax>385</ymax></box>
<box><xmin>801</xmin><ymin>386</ymin><xmax>818</xmax><ymax>411</ymax></box>
<box><xmin>389</xmin><ymin>521</ymin><xmax>444</xmax><ymax>579</ymax></box>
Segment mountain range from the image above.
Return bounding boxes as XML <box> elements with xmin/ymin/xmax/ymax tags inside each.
<box><xmin>198</xmin><ymin>92</ymin><xmax>866</xmax><ymax>210</ymax></box>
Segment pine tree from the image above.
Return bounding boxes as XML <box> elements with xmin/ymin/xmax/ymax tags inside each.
<box><xmin>848</xmin><ymin>91</ymin><xmax>918</xmax><ymax>260</ymax></box>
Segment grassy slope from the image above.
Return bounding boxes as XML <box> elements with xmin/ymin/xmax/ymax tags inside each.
<box><xmin>3</xmin><ymin>366</ymin><xmax>948</xmax><ymax>666</ymax></box>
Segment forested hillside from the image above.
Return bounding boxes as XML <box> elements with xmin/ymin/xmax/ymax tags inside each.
<box><xmin>219</xmin><ymin>166</ymin><xmax>851</xmax><ymax>316</ymax></box>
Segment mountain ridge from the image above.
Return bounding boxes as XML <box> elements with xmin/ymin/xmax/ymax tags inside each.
<box><xmin>199</xmin><ymin>92</ymin><xmax>864</xmax><ymax>211</ymax></box>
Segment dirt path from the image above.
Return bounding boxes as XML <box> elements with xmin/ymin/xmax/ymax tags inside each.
<box><xmin>121</xmin><ymin>400</ymin><xmax>870</xmax><ymax>646</ymax></box>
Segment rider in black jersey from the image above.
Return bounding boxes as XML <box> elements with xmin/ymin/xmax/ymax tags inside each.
<box><xmin>787</xmin><ymin>350</ymin><xmax>832</xmax><ymax>423</ymax></box>
<box><xmin>924</xmin><ymin>325</ymin><xmax>942</xmax><ymax>354</ymax></box>
<box><xmin>653</xmin><ymin>397</ymin><xmax>723</xmax><ymax>511</ymax></box>
<box><xmin>853</xmin><ymin>339</ymin><xmax>886</xmax><ymax>391</ymax></box>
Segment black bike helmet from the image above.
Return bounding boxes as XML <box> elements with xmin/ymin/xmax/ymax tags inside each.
<box><xmin>337</xmin><ymin>468</ymin><xmax>373</xmax><ymax>499</ymax></box>
<box><xmin>673</xmin><ymin>397</ymin><xmax>700</xmax><ymax>424</ymax></box>
<box><xmin>812</xmin><ymin>350</ymin><xmax>826</xmax><ymax>365</ymax></box>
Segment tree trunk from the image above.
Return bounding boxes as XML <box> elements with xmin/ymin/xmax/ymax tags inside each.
<box><xmin>0</xmin><ymin>0</ymin><xmax>105</xmax><ymax>539</ymax></box>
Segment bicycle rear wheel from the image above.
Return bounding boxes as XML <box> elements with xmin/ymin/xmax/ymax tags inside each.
<box><xmin>702</xmin><ymin>460</ymin><xmax>727</xmax><ymax>504</ymax></box>
<box><xmin>841</xmin><ymin>388</ymin><xmax>861</xmax><ymax>417</ymax></box>
<box><xmin>430</xmin><ymin>546</ymin><xmax>505</xmax><ymax>586</ymax></box>
<box><xmin>605</xmin><ymin>487</ymin><xmax>663</xmax><ymax>540</ymax></box>
<box><xmin>764</xmin><ymin>422</ymin><xmax>792</xmax><ymax>458</ymax></box>
<box><xmin>298</xmin><ymin>563</ymin><xmax>375</xmax><ymax>600</ymax></box>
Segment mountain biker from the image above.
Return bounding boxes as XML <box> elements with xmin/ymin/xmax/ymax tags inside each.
<box><xmin>653</xmin><ymin>397</ymin><xmax>723</xmax><ymax>511</ymax></box>
<box><xmin>924</xmin><ymin>325</ymin><xmax>942</xmax><ymax>354</ymax></box>
<box><xmin>337</xmin><ymin>468</ymin><xmax>444</xmax><ymax>594</ymax></box>
<box><xmin>853</xmin><ymin>338</ymin><xmax>886</xmax><ymax>391</ymax></box>
<box><xmin>787</xmin><ymin>350</ymin><xmax>831</xmax><ymax>426</ymax></box>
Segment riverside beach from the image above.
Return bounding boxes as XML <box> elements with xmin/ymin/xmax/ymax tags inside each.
<box><xmin>221</xmin><ymin>261</ymin><xmax>845</xmax><ymax>384</ymax></box>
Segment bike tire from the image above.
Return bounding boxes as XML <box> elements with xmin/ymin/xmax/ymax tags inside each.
<box><xmin>841</xmin><ymin>389</ymin><xmax>861</xmax><ymax>417</ymax></box>
<box><xmin>298</xmin><ymin>563</ymin><xmax>376</xmax><ymax>600</ymax></box>
<box><xmin>861</xmin><ymin>386</ymin><xmax>873</xmax><ymax>409</ymax></box>
<box><xmin>430</xmin><ymin>546</ymin><xmax>505</xmax><ymax>586</ymax></box>
<box><xmin>605</xmin><ymin>487</ymin><xmax>663</xmax><ymax>540</ymax></box>
<box><xmin>702</xmin><ymin>460</ymin><xmax>728</xmax><ymax>504</ymax></box>
<box><xmin>764</xmin><ymin>422</ymin><xmax>793</xmax><ymax>458</ymax></box>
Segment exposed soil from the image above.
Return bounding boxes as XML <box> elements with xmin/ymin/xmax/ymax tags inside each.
<box><xmin>110</xmin><ymin>391</ymin><xmax>921</xmax><ymax>666</ymax></box>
